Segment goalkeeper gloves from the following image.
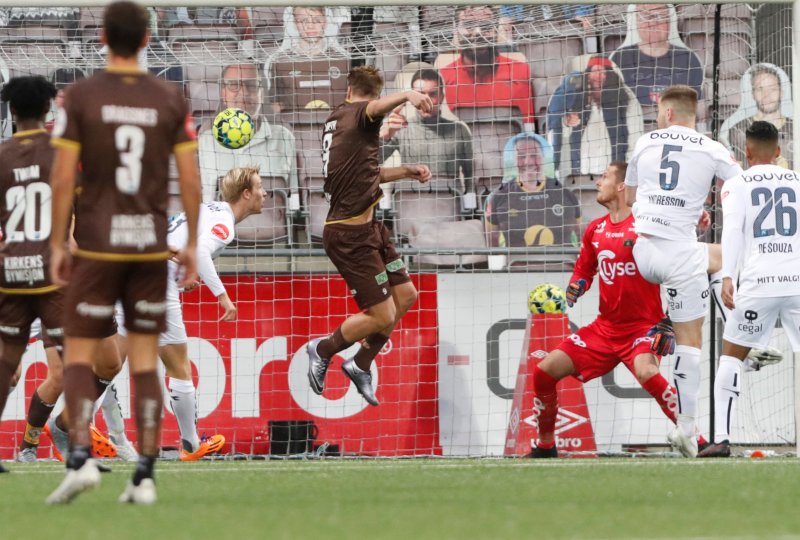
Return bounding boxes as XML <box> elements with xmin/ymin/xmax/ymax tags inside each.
<box><xmin>566</xmin><ymin>278</ymin><xmax>587</xmax><ymax>307</ymax></box>
<box><xmin>647</xmin><ymin>316</ymin><xmax>676</xmax><ymax>356</ymax></box>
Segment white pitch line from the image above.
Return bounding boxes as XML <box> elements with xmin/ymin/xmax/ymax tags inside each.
<box><xmin>5</xmin><ymin>458</ymin><xmax>800</xmax><ymax>475</ymax></box>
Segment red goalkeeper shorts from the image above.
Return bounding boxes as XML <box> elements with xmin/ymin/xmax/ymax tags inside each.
<box><xmin>555</xmin><ymin>319</ymin><xmax>658</xmax><ymax>383</ymax></box>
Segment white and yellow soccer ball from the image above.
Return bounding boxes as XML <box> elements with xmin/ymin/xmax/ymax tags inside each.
<box><xmin>528</xmin><ymin>283</ymin><xmax>567</xmax><ymax>314</ymax></box>
<box><xmin>213</xmin><ymin>107</ymin><xmax>254</xmax><ymax>150</ymax></box>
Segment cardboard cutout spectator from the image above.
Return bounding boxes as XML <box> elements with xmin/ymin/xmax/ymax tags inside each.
<box><xmin>263</xmin><ymin>7</ymin><xmax>349</xmax><ymax>112</ymax></box>
<box><xmin>439</xmin><ymin>5</ymin><xmax>536</xmax><ymax>131</ymax></box>
<box><xmin>611</xmin><ymin>4</ymin><xmax>702</xmax><ymax>108</ymax></box>
<box><xmin>485</xmin><ymin>133</ymin><xmax>580</xmax><ymax>248</ymax></box>
<box><xmin>380</xmin><ymin>68</ymin><xmax>474</xmax><ymax>199</ymax></box>
<box><xmin>198</xmin><ymin>63</ymin><xmax>298</xmax><ymax>205</ymax></box>
<box><xmin>547</xmin><ymin>55</ymin><xmax>644</xmax><ymax>177</ymax></box>
<box><xmin>720</xmin><ymin>63</ymin><xmax>793</xmax><ymax>169</ymax></box>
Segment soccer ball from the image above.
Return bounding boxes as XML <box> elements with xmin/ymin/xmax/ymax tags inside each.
<box><xmin>213</xmin><ymin>107</ymin><xmax>254</xmax><ymax>150</ymax></box>
<box><xmin>528</xmin><ymin>283</ymin><xmax>567</xmax><ymax>314</ymax></box>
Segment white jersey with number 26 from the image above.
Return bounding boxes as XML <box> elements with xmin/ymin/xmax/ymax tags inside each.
<box><xmin>625</xmin><ymin>125</ymin><xmax>742</xmax><ymax>241</ymax></box>
<box><xmin>721</xmin><ymin>164</ymin><xmax>800</xmax><ymax>297</ymax></box>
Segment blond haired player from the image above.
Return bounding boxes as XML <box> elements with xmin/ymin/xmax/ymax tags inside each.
<box><xmin>116</xmin><ymin>166</ymin><xmax>265</xmax><ymax>460</ymax></box>
<box><xmin>625</xmin><ymin>85</ymin><xmax>742</xmax><ymax>457</ymax></box>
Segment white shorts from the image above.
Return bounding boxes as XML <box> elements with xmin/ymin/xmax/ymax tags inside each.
<box><xmin>115</xmin><ymin>281</ymin><xmax>187</xmax><ymax>346</ymax></box>
<box><xmin>723</xmin><ymin>294</ymin><xmax>800</xmax><ymax>352</ymax></box>
<box><xmin>633</xmin><ymin>236</ymin><xmax>709</xmax><ymax>323</ymax></box>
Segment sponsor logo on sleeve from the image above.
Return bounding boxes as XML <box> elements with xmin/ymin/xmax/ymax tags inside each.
<box><xmin>211</xmin><ymin>224</ymin><xmax>230</xmax><ymax>241</ymax></box>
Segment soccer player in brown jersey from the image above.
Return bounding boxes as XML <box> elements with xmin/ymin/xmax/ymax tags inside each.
<box><xmin>46</xmin><ymin>1</ymin><xmax>200</xmax><ymax>505</ymax></box>
<box><xmin>307</xmin><ymin>66</ymin><xmax>432</xmax><ymax>406</ymax></box>
<box><xmin>0</xmin><ymin>76</ymin><xmax>65</xmax><ymax>474</ymax></box>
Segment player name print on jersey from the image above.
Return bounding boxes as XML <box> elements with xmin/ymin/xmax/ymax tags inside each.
<box><xmin>627</xmin><ymin>125</ymin><xmax>742</xmax><ymax>241</ymax></box>
<box><xmin>12</xmin><ymin>165</ymin><xmax>39</xmax><ymax>182</ymax></box>
<box><xmin>101</xmin><ymin>105</ymin><xmax>158</xmax><ymax>126</ymax></box>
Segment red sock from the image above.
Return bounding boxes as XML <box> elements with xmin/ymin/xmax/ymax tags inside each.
<box><xmin>532</xmin><ymin>364</ymin><xmax>559</xmax><ymax>445</ymax></box>
<box><xmin>641</xmin><ymin>373</ymin><xmax>678</xmax><ymax>424</ymax></box>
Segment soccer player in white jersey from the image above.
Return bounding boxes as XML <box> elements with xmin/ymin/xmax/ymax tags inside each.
<box><xmin>698</xmin><ymin>121</ymin><xmax>800</xmax><ymax>457</ymax></box>
<box><xmin>624</xmin><ymin>85</ymin><xmax>743</xmax><ymax>457</ymax></box>
<box><xmin>160</xmin><ymin>165</ymin><xmax>264</xmax><ymax>459</ymax></box>
<box><xmin>117</xmin><ymin>166</ymin><xmax>265</xmax><ymax>460</ymax></box>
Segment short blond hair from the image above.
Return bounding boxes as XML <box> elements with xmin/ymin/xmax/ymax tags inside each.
<box><xmin>220</xmin><ymin>166</ymin><xmax>260</xmax><ymax>203</ymax></box>
<box><xmin>660</xmin><ymin>85</ymin><xmax>698</xmax><ymax>119</ymax></box>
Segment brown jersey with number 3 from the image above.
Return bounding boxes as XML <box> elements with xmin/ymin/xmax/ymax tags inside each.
<box><xmin>52</xmin><ymin>68</ymin><xmax>197</xmax><ymax>259</ymax></box>
<box><xmin>0</xmin><ymin>129</ymin><xmax>57</xmax><ymax>292</ymax></box>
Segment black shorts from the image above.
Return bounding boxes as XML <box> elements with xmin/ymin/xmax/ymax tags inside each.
<box><xmin>323</xmin><ymin>220</ymin><xmax>411</xmax><ymax>310</ymax></box>
<box><xmin>63</xmin><ymin>257</ymin><xmax>167</xmax><ymax>338</ymax></box>
<box><xmin>0</xmin><ymin>290</ymin><xmax>64</xmax><ymax>347</ymax></box>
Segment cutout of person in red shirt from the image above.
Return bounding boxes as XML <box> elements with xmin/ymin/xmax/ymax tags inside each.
<box><xmin>439</xmin><ymin>5</ymin><xmax>536</xmax><ymax>131</ymax></box>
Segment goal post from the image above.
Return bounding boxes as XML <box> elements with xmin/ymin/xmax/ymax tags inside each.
<box><xmin>0</xmin><ymin>1</ymin><xmax>797</xmax><ymax>459</ymax></box>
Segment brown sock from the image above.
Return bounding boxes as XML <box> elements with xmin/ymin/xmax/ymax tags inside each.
<box><xmin>133</xmin><ymin>370</ymin><xmax>163</xmax><ymax>458</ymax></box>
<box><xmin>317</xmin><ymin>326</ymin><xmax>353</xmax><ymax>359</ymax></box>
<box><xmin>353</xmin><ymin>333</ymin><xmax>390</xmax><ymax>371</ymax></box>
<box><xmin>0</xmin><ymin>360</ymin><xmax>16</xmax><ymax>421</ymax></box>
<box><xmin>21</xmin><ymin>390</ymin><xmax>56</xmax><ymax>449</ymax></box>
<box><xmin>63</xmin><ymin>364</ymin><xmax>97</xmax><ymax>449</ymax></box>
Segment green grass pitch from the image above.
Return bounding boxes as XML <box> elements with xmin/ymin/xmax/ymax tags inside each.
<box><xmin>2</xmin><ymin>459</ymin><xmax>800</xmax><ymax>539</ymax></box>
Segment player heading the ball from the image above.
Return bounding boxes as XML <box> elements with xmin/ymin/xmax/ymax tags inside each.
<box><xmin>307</xmin><ymin>65</ymin><xmax>432</xmax><ymax>406</ymax></box>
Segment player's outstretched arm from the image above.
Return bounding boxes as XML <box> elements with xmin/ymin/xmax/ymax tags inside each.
<box><xmin>49</xmin><ymin>146</ymin><xmax>80</xmax><ymax>286</ymax></box>
<box><xmin>367</xmin><ymin>90</ymin><xmax>432</xmax><ymax>120</ymax></box>
<box><xmin>379</xmin><ymin>165</ymin><xmax>431</xmax><ymax>184</ymax></box>
<box><xmin>175</xmin><ymin>150</ymin><xmax>201</xmax><ymax>287</ymax></box>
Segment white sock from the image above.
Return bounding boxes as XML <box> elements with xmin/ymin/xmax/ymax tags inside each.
<box><xmin>708</xmin><ymin>270</ymin><xmax>730</xmax><ymax>322</ymax></box>
<box><xmin>100</xmin><ymin>383</ymin><xmax>128</xmax><ymax>440</ymax></box>
<box><xmin>673</xmin><ymin>345</ymin><xmax>701</xmax><ymax>437</ymax></box>
<box><xmin>169</xmin><ymin>378</ymin><xmax>199</xmax><ymax>452</ymax></box>
<box><xmin>714</xmin><ymin>355</ymin><xmax>741</xmax><ymax>442</ymax></box>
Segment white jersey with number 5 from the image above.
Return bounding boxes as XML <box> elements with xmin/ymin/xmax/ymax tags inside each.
<box><xmin>625</xmin><ymin>125</ymin><xmax>742</xmax><ymax>241</ymax></box>
<box><xmin>721</xmin><ymin>164</ymin><xmax>800</xmax><ymax>297</ymax></box>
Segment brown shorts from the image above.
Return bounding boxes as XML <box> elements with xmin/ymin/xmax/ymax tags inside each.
<box><xmin>64</xmin><ymin>257</ymin><xmax>168</xmax><ymax>338</ymax></box>
<box><xmin>323</xmin><ymin>220</ymin><xmax>411</xmax><ymax>310</ymax></box>
<box><xmin>0</xmin><ymin>290</ymin><xmax>65</xmax><ymax>347</ymax></box>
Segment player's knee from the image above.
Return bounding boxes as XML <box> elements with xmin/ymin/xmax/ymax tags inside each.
<box><xmin>397</xmin><ymin>287</ymin><xmax>418</xmax><ymax>316</ymax></box>
<box><xmin>635</xmin><ymin>362</ymin><xmax>659</xmax><ymax>384</ymax></box>
<box><xmin>375</xmin><ymin>306</ymin><xmax>396</xmax><ymax>330</ymax></box>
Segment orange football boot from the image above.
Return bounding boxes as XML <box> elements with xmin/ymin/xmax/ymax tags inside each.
<box><xmin>179</xmin><ymin>434</ymin><xmax>225</xmax><ymax>461</ymax></box>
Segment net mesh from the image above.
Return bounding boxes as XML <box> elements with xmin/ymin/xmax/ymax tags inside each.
<box><xmin>0</xmin><ymin>4</ymin><xmax>796</xmax><ymax>459</ymax></box>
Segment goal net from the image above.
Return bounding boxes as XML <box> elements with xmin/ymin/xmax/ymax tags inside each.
<box><xmin>0</xmin><ymin>3</ymin><xmax>796</xmax><ymax>459</ymax></box>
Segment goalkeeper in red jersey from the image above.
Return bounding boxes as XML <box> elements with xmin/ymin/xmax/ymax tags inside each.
<box><xmin>530</xmin><ymin>161</ymin><xmax>703</xmax><ymax>458</ymax></box>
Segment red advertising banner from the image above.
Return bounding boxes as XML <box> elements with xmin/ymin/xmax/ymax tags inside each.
<box><xmin>0</xmin><ymin>274</ymin><xmax>441</xmax><ymax>459</ymax></box>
